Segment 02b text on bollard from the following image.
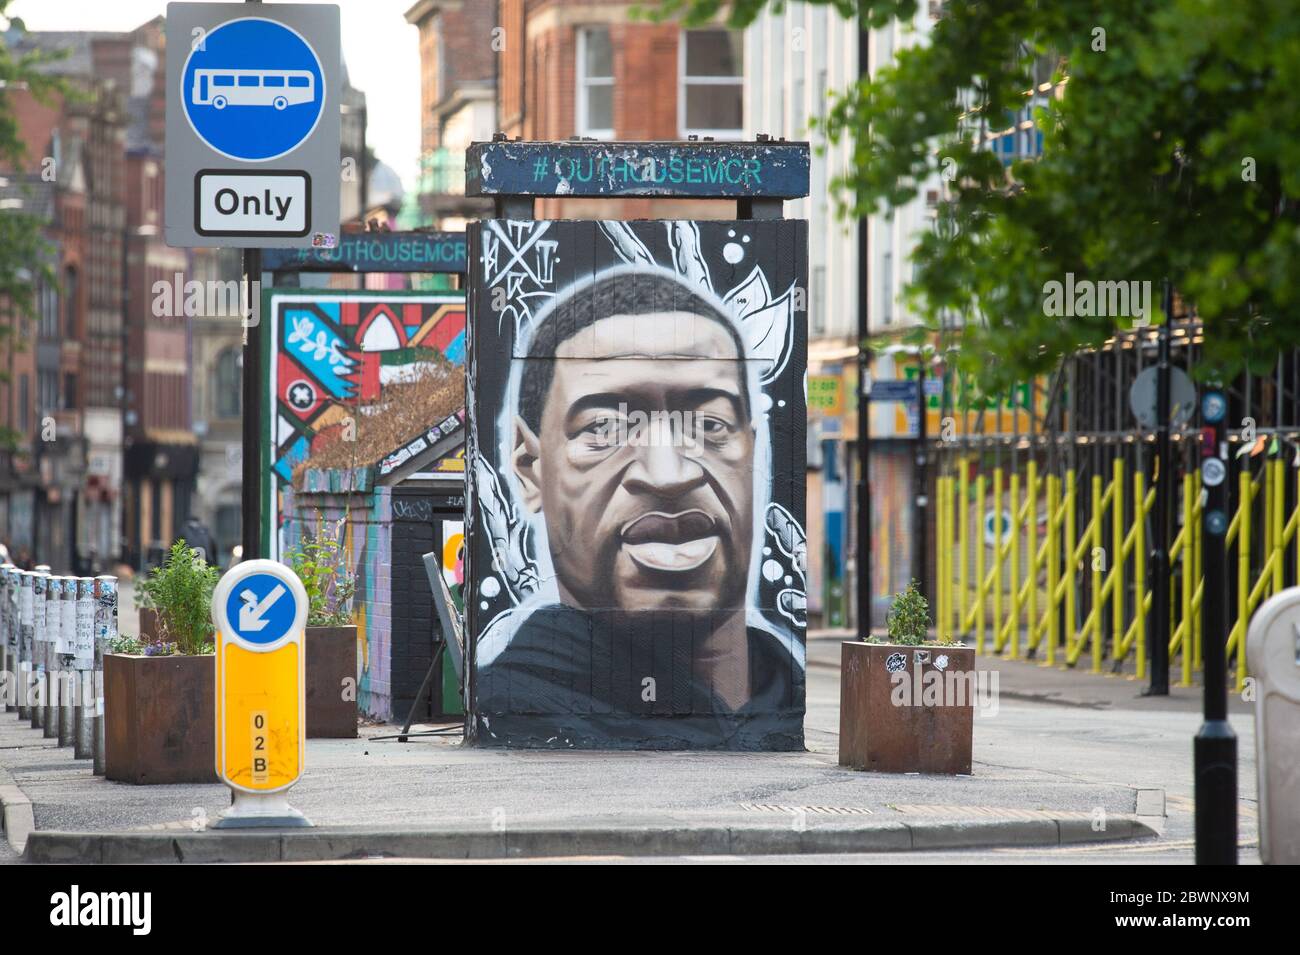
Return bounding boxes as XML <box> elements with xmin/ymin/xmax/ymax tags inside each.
<box><xmin>211</xmin><ymin>559</ymin><xmax>311</xmax><ymax>829</ymax></box>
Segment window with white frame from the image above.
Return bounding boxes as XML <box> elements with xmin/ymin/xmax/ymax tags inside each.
<box><xmin>680</xmin><ymin>29</ymin><xmax>743</xmax><ymax>138</ymax></box>
<box><xmin>576</xmin><ymin>27</ymin><xmax>614</xmax><ymax>139</ymax></box>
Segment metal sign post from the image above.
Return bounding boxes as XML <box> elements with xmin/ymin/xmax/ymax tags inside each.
<box><xmin>166</xmin><ymin>1</ymin><xmax>341</xmax><ymax>562</ymax></box>
<box><xmin>212</xmin><ymin>559</ymin><xmax>310</xmax><ymax>828</ymax></box>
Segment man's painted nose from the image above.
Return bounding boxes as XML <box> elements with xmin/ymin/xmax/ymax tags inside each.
<box><xmin>625</xmin><ymin>422</ymin><xmax>705</xmax><ymax>495</ymax></box>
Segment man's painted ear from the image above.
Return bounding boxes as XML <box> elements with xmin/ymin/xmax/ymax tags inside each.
<box><xmin>512</xmin><ymin>415</ymin><xmax>544</xmax><ymax>512</ymax></box>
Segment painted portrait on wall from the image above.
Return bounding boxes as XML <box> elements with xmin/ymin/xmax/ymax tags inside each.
<box><xmin>466</xmin><ymin>219</ymin><xmax>807</xmax><ymax>749</ymax></box>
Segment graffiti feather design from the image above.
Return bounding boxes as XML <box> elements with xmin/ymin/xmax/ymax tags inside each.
<box><xmin>474</xmin><ymin>456</ymin><xmax>539</xmax><ymax>603</ymax></box>
<box><xmin>667</xmin><ymin>221</ymin><xmax>713</xmax><ymax>290</ymax></box>
<box><xmin>599</xmin><ymin>221</ymin><xmax>655</xmax><ymax>268</ymax></box>
<box><xmin>765</xmin><ymin>502</ymin><xmax>808</xmax><ymax>628</ymax></box>
<box><xmin>723</xmin><ymin>266</ymin><xmax>796</xmax><ymax>384</ymax></box>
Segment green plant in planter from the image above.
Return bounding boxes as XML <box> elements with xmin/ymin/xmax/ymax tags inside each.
<box><xmin>885</xmin><ymin>580</ymin><xmax>931</xmax><ymax>647</ymax></box>
<box><xmin>135</xmin><ymin>540</ymin><xmax>219</xmax><ymax>655</ymax></box>
<box><xmin>286</xmin><ymin>522</ymin><xmax>357</xmax><ymax>627</ymax></box>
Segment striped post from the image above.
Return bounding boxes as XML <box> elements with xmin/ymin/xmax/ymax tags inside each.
<box><xmin>1</xmin><ymin>564</ymin><xmax>14</xmax><ymax>713</ymax></box>
<box><xmin>43</xmin><ymin>576</ymin><xmax>60</xmax><ymax>739</ymax></box>
<box><xmin>92</xmin><ymin>575</ymin><xmax>117</xmax><ymax>775</ymax></box>
<box><xmin>17</xmin><ymin>570</ymin><xmax>33</xmax><ymax>719</ymax></box>
<box><xmin>73</xmin><ymin>577</ymin><xmax>95</xmax><ymax>759</ymax></box>
<box><xmin>57</xmin><ymin>577</ymin><xmax>75</xmax><ymax>747</ymax></box>
<box><xmin>30</xmin><ymin>569</ymin><xmax>48</xmax><ymax>729</ymax></box>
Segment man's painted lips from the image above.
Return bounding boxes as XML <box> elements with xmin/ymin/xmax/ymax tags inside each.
<box><xmin>620</xmin><ymin>509</ymin><xmax>719</xmax><ymax>572</ymax></box>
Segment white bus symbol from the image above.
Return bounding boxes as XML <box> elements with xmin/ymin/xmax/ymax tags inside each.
<box><xmin>192</xmin><ymin>68</ymin><xmax>315</xmax><ymax>111</ymax></box>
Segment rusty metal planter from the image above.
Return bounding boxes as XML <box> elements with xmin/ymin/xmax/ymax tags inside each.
<box><xmin>305</xmin><ymin>625</ymin><xmax>357</xmax><ymax>738</ymax></box>
<box><xmin>838</xmin><ymin>642</ymin><xmax>975</xmax><ymax>775</ymax></box>
<box><xmin>104</xmin><ymin>653</ymin><xmax>217</xmax><ymax>784</ymax></box>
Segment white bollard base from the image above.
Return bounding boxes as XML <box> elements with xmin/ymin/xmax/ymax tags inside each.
<box><xmin>212</xmin><ymin>791</ymin><xmax>313</xmax><ymax>829</ymax></box>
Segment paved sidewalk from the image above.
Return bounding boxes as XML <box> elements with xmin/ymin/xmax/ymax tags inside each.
<box><xmin>1</xmin><ymin>629</ymin><xmax>1258</xmax><ymax>862</ymax></box>
<box><xmin>4</xmin><ymin>713</ymin><xmax>1156</xmax><ymax>861</ymax></box>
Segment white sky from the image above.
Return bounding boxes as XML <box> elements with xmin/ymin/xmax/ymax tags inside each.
<box><xmin>11</xmin><ymin>0</ymin><xmax>422</xmax><ymax>191</ymax></box>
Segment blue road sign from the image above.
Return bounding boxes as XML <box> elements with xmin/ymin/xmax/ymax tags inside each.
<box><xmin>1202</xmin><ymin>390</ymin><xmax>1227</xmax><ymax>425</ymax></box>
<box><xmin>223</xmin><ymin>571</ymin><xmax>301</xmax><ymax>647</ymax></box>
<box><xmin>181</xmin><ymin>17</ymin><xmax>326</xmax><ymax>162</ymax></box>
<box><xmin>868</xmin><ymin>379</ymin><xmax>920</xmax><ymax>402</ymax></box>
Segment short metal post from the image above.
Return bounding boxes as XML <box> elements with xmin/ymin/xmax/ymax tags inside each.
<box><xmin>30</xmin><ymin>569</ymin><xmax>48</xmax><ymax>729</ymax></box>
<box><xmin>43</xmin><ymin>576</ymin><xmax>60</xmax><ymax>739</ymax></box>
<box><xmin>74</xmin><ymin>578</ymin><xmax>95</xmax><ymax>759</ymax></box>
<box><xmin>1</xmin><ymin>565</ymin><xmax>14</xmax><ymax>713</ymax></box>
<box><xmin>17</xmin><ymin>570</ymin><xmax>33</xmax><ymax>719</ymax></box>
<box><xmin>57</xmin><ymin>578</ymin><xmax>75</xmax><ymax>748</ymax></box>
<box><xmin>46</xmin><ymin>575</ymin><xmax>57</xmax><ymax>732</ymax></box>
<box><xmin>92</xmin><ymin>575</ymin><xmax>117</xmax><ymax>775</ymax></box>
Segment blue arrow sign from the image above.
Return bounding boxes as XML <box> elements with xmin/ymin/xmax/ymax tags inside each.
<box><xmin>224</xmin><ymin>571</ymin><xmax>300</xmax><ymax>646</ymax></box>
<box><xmin>181</xmin><ymin>17</ymin><xmax>326</xmax><ymax>162</ymax></box>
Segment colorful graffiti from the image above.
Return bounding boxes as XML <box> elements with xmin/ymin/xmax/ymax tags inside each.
<box><xmin>281</xmin><ymin>486</ymin><xmax>393</xmax><ymax>719</ymax></box>
<box><xmin>264</xmin><ymin>290</ymin><xmax>465</xmax><ymax>553</ymax></box>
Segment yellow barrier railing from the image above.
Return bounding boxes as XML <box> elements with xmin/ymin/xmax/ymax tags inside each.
<box><xmin>935</xmin><ymin>449</ymin><xmax>1300</xmax><ymax>692</ymax></box>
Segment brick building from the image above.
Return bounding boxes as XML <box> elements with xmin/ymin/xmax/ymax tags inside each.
<box><xmin>405</xmin><ymin>0</ymin><xmax>497</xmax><ymax>233</ymax></box>
<box><xmin>1</xmin><ymin>32</ymin><xmax>128</xmax><ymax>573</ymax></box>
<box><xmin>495</xmin><ymin>0</ymin><xmax>746</xmax><ymax>220</ymax></box>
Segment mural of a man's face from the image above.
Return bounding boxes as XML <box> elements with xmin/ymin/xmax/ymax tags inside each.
<box><xmin>512</xmin><ymin>311</ymin><xmax>754</xmax><ymax>615</ymax></box>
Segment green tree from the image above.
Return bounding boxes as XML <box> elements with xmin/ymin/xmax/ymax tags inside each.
<box><xmin>0</xmin><ymin>3</ymin><xmax>66</xmax><ymax>447</ymax></box>
<box><xmin>651</xmin><ymin>0</ymin><xmax>1300</xmax><ymax>391</ymax></box>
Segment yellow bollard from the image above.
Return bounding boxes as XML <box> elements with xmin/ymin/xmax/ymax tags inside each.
<box><xmin>1024</xmin><ymin>460</ymin><xmax>1038</xmax><ymax>660</ymax></box>
<box><xmin>1046</xmin><ymin>473</ymin><xmax>1060</xmax><ymax>667</ymax></box>
<box><xmin>1192</xmin><ymin>488</ymin><xmax>1202</xmax><ymax>673</ymax></box>
<box><xmin>938</xmin><ymin>476</ymin><xmax>950</xmax><ymax>642</ymax></box>
<box><xmin>959</xmin><ymin>459</ymin><xmax>969</xmax><ymax>638</ymax></box>
<box><xmin>1180</xmin><ymin>472</ymin><xmax>1194</xmax><ymax>687</ymax></box>
<box><xmin>1273</xmin><ymin>458</ymin><xmax>1284</xmax><ymax>597</ymax></box>
<box><xmin>1236</xmin><ymin>469</ymin><xmax>1252</xmax><ymax>691</ymax></box>
<box><xmin>1007</xmin><ymin>471</ymin><xmax>1020</xmax><ymax>657</ymax></box>
<box><xmin>1064</xmin><ymin>469</ymin><xmax>1077</xmax><ymax>664</ymax></box>
<box><xmin>975</xmin><ymin>473</ymin><xmax>987</xmax><ymax>654</ymax></box>
<box><xmin>1091</xmin><ymin>473</ymin><xmax>1103</xmax><ymax>673</ymax></box>
<box><xmin>1133</xmin><ymin>471</ymin><xmax>1146</xmax><ymax>681</ymax></box>
<box><xmin>993</xmin><ymin>467</ymin><xmax>1003</xmax><ymax>655</ymax></box>
<box><xmin>1112</xmin><ymin>457</ymin><xmax>1124</xmax><ymax>665</ymax></box>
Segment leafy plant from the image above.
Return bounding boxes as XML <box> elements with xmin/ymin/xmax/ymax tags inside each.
<box><xmin>653</xmin><ymin>0</ymin><xmax>1300</xmax><ymax>390</ymax></box>
<box><xmin>286</xmin><ymin>521</ymin><xmax>357</xmax><ymax>627</ymax></box>
<box><xmin>108</xmin><ymin>635</ymin><xmax>145</xmax><ymax>655</ymax></box>
<box><xmin>886</xmin><ymin>580</ymin><xmax>931</xmax><ymax>646</ymax></box>
<box><xmin>107</xmin><ymin>634</ymin><xmax>189</xmax><ymax>657</ymax></box>
<box><xmin>135</xmin><ymin>541</ymin><xmax>219</xmax><ymax>655</ymax></box>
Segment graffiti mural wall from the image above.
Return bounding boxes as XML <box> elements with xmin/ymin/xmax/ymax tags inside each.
<box><xmin>465</xmin><ymin>220</ymin><xmax>808</xmax><ymax>749</ymax></box>
<box><xmin>280</xmin><ymin>485</ymin><xmax>394</xmax><ymax>719</ymax></box>
<box><xmin>263</xmin><ymin>290</ymin><xmax>466</xmax><ymax>556</ymax></box>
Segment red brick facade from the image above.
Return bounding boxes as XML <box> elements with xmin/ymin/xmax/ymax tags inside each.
<box><xmin>498</xmin><ymin>0</ymin><xmax>730</xmax><ymax>220</ymax></box>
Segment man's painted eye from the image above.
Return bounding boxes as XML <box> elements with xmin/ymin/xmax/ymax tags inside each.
<box><xmin>580</xmin><ymin>416</ymin><xmax>623</xmax><ymax>444</ymax></box>
<box><xmin>697</xmin><ymin>416</ymin><xmax>732</xmax><ymax>436</ymax></box>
